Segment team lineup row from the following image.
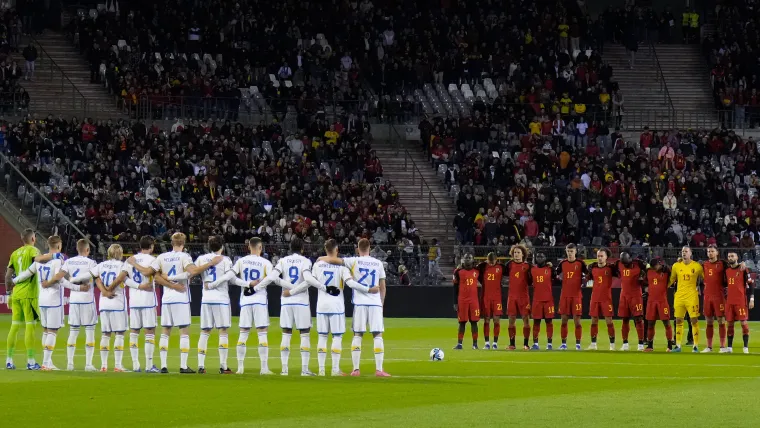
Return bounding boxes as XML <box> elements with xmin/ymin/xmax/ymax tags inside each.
<box><xmin>5</xmin><ymin>232</ymin><xmax>392</xmax><ymax>377</ymax></box>
<box><xmin>452</xmin><ymin>245</ymin><xmax>756</xmax><ymax>354</ymax></box>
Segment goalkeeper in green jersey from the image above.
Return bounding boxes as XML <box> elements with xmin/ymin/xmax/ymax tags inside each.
<box><xmin>5</xmin><ymin>229</ymin><xmax>41</xmax><ymax>370</ymax></box>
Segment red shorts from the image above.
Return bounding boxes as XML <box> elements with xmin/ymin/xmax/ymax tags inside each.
<box><xmin>506</xmin><ymin>296</ymin><xmax>531</xmax><ymax>317</ymax></box>
<box><xmin>645</xmin><ymin>300</ymin><xmax>670</xmax><ymax>321</ymax></box>
<box><xmin>558</xmin><ymin>296</ymin><xmax>582</xmax><ymax>316</ymax></box>
<box><xmin>703</xmin><ymin>296</ymin><xmax>726</xmax><ymax>318</ymax></box>
<box><xmin>531</xmin><ymin>300</ymin><xmax>555</xmax><ymax>319</ymax></box>
<box><xmin>617</xmin><ymin>295</ymin><xmax>644</xmax><ymax>318</ymax></box>
<box><xmin>481</xmin><ymin>297</ymin><xmax>503</xmax><ymax>318</ymax></box>
<box><xmin>589</xmin><ymin>300</ymin><xmax>614</xmax><ymax>318</ymax></box>
<box><xmin>457</xmin><ymin>300</ymin><xmax>480</xmax><ymax>322</ymax></box>
<box><xmin>726</xmin><ymin>303</ymin><xmax>749</xmax><ymax>322</ymax></box>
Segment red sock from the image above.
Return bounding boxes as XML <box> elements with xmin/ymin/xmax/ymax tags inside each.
<box><xmin>493</xmin><ymin>323</ymin><xmax>501</xmax><ymax>340</ymax></box>
<box><xmin>472</xmin><ymin>331</ymin><xmax>479</xmax><ymax>342</ymax></box>
<box><xmin>532</xmin><ymin>321</ymin><xmax>541</xmax><ymax>341</ymax></box>
<box><xmin>607</xmin><ymin>324</ymin><xmax>615</xmax><ymax>339</ymax></box>
<box><xmin>457</xmin><ymin>332</ymin><xmax>464</xmax><ymax>341</ymax></box>
<box><xmin>728</xmin><ymin>325</ymin><xmax>735</xmax><ymax>337</ymax></box>
<box><xmin>561</xmin><ymin>323</ymin><xmax>568</xmax><ymax>340</ymax></box>
<box><xmin>719</xmin><ymin>324</ymin><xmax>726</xmax><ymax>347</ymax></box>
<box><xmin>742</xmin><ymin>324</ymin><xmax>750</xmax><ymax>335</ymax></box>
<box><xmin>706</xmin><ymin>324</ymin><xmax>714</xmax><ymax>348</ymax></box>
<box><xmin>591</xmin><ymin>324</ymin><xmax>599</xmax><ymax>339</ymax></box>
<box><xmin>575</xmin><ymin>325</ymin><xmax>582</xmax><ymax>341</ymax></box>
<box><xmin>621</xmin><ymin>320</ymin><xmax>630</xmax><ymax>341</ymax></box>
<box><xmin>523</xmin><ymin>325</ymin><xmax>530</xmax><ymax>340</ymax></box>
<box><xmin>508</xmin><ymin>325</ymin><xmax>516</xmax><ymax>339</ymax></box>
<box><xmin>635</xmin><ymin>320</ymin><xmax>644</xmax><ymax>342</ymax></box>
<box><xmin>546</xmin><ymin>322</ymin><xmax>554</xmax><ymax>340</ymax></box>
<box><xmin>483</xmin><ymin>322</ymin><xmax>490</xmax><ymax>341</ymax></box>
<box><xmin>665</xmin><ymin>325</ymin><xmax>673</xmax><ymax>341</ymax></box>
<box><xmin>647</xmin><ymin>325</ymin><xmax>655</xmax><ymax>342</ymax></box>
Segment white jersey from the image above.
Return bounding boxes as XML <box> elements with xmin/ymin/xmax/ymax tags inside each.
<box><xmin>232</xmin><ymin>254</ymin><xmax>273</xmax><ymax>306</ymax></box>
<box><xmin>196</xmin><ymin>253</ymin><xmax>233</xmax><ymax>304</ymax></box>
<box><xmin>275</xmin><ymin>254</ymin><xmax>313</xmax><ymax>306</ymax></box>
<box><xmin>312</xmin><ymin>260</ymin><xmax>352</xmax><ymax>314</ymax></box>
<box><xmin>121</xmin><ymin>253</ymin><xmax>157</xmax><ymax>308</ymax></box>
<box><xmin>93</xmin><ymin>260</ymin><xmax>127</xmax><ymax>311</ymax></box>
<box><xmin>35</xmin><ymin>259</ymin><xmax>64</xmax><ymax>307</ymax></box>
<box><xmin>62</xmin><ymin>255</ymin><xmax>98</xmax><ymax>304</ymax></box>
<box><xmin>151</xmin><ymin>251</ymin><xmax>194</xmax><ymax>304</ymax></box>
<box><xmin>344</xmin><ymin>256</ymin><xmax>385</xmax><ymax>307</ymax></box>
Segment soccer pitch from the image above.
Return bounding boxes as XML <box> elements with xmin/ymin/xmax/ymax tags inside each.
<box><xmin>2</xmin><ymin>316</ymin><xmax>760</xmax><ymax>428</ymax></box>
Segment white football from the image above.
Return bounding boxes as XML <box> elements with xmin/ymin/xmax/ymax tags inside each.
<box><xmin>429</xmin><ymin>348</ymin><xmax>444</xmax><ymax>361</ymax></box>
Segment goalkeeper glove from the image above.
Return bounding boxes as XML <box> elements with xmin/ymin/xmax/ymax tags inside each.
<box><xmin>243</xmin><ymin>286</ymin><xmax>256</xmax><ymax>297</ymax></box>
<box><xmin>325</xmin><ymin>285</ymin><xmax>340</xmax><ymax>296</ymax></box>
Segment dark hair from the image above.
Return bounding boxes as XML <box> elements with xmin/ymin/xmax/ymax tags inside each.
<box><xmin>21</xmin><ymin>228</ymin><xmax>35</xmax><ymax>243</ymax></box>
<box><xmin>597</xmin><ymin>247</ymin><xmax>610</xmax><ymax>257</ymax></box>
<box><xmin>249</xmin><ymin>237</ymin><xmax>262</xmax><ymax>249</ymax></box>
<box><xmin>139</xmin><ymin>236</ymin><xmax>154</xmax><ymax>250</ymax></box>
<box><xmin>290</xmin><ymin>238</ymin><xmax>304</xmax><ymax>253</ymax></box>
<box><xmin>324</xmin><ymin>239</ymin><xmax>338</xmax><ymax>253</ymax></box>
<box><xmin>208</xmin><ymin>236</ymin><xmax>224</xmax><ymax>252</ymax></box>
<box><xmin>565</xmin><ymin>243</ymin><xmax>577</xmax><ymax>250</ymax></box>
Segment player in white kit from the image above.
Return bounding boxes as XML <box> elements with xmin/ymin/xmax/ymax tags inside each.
<box><xmin>129</xmin><ymin>232</ymin><xmax>222</xmax><ymax>374</ymax></box>
<box><xmin>319</xmin><ymin>238</ymin><xmax>390</xmax><ymax>377</ymax></box>
<box><xmin>286</xmin><ymin>239</ymin><xmax>377</xmax><ymax>376</ymax></box>
<box><xmin>255</xmin><ymin>238</ymin><xmax>316</xmax><ymax>376</ymax></box>
<box><xmin>12</xmin><ymin>236</ymin><xmax>88</xmax><ymax>371</ymax></box>
<box><xmin>91</xmin><ymin>244</ymin><xmax>130</xmax><ymax>372</ymax></box>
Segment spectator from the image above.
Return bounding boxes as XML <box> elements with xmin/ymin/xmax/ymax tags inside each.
<box><xmin>22</xmin><ymin>42</ymin><xmax>36</xmax><ymax>81</ymax></box>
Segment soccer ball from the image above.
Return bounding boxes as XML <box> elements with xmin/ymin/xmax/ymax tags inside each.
<box><xmin>429</xmin><ymin>348</ymin><xmax>444</xmax><ymax>361</ymax></box>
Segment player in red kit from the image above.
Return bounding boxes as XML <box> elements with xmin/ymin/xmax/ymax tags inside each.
<box><xmin>556</xmin><ymin>244</ymin><xmax>586</xmax><ymax>350</ymax></box>
<box><xmin>506</xmin><ymin>245</ymin><xmax>532</xmax><ymax>350</ymax></box>
<box><xmin>587</xmin><ymin>248</ymin><xmax>618</xmax><ymax>350</ymax></box>
<box><xmin>530</xmin><ymin>253</ymin><xmax>555</xmax><ymax>350</ymax></box>
<box><xmin>701</xmin><ymin>245</ymin><xmax>728</xmax><ymax>353</ymax></box>
<box><xmin>617</xmin><ymin>253</ymin><xmax>646</xmax><ymax>351</ymax></box>
<box><xmin>477</xmin><ymin>252</ymin><xmax>505</xmax><ymax>350</ymax></box>
<box><xmin>453</xmin><ymin>254</ymin><xmax>480</xmax><ymax>350</ymax></box>
<box><xmin>724</xmin><ymin>251</ymin><xmax>755</xmax><ymax>354</ymax></box>
<box><xmin>644</xmin><ymin>257</ymin><xmax>674</xmax><ymax>351</ymax></box>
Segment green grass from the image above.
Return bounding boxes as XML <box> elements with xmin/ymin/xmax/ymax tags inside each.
<box><xmin>2</xmin><ymin>315</ymin><xmax>760</xmax><ymax>427</ymax></box>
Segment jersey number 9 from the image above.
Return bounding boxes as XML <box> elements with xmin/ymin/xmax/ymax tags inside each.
<box><xmin>288</xmin><ymin>266</ymin><xmax>299</xmax><ymax>284</ymax></box>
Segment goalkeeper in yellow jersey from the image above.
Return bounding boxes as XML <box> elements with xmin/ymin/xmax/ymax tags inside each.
<box><xmin>668</xmin><ymin>247</ymin><xmax>703</xmax><ymax>353</ymax></box>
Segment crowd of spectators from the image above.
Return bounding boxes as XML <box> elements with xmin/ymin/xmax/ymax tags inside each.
<box><xmin>0</xmin><ymin>9</ymin><xmax>30</xmax><ymax>114</ymax></box>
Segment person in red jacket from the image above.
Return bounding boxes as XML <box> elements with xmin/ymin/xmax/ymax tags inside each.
<box><xmin>530</xmin><ymin>253</ymin><xmax>555</xmax><ymax>350</ymax></box>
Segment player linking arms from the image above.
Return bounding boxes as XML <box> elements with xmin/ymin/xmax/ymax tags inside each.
<box><xmin>616</xmin><ymin>253</ymin><xmax>646</xmax><ymax>351</ymax></box>
<box><xmin>556</xmin><ymin>244</ymin><xmax>586</xmax><ymax>350</ymax></box>
<box><xmin>644</xmin><ymin>258</ymin><xmax>674</xmax><ymax>351</ymax></box>
<box><xmin>453</xmin><ymin>254</ymin><xmax>480</xmax><ymax>350</ymax></box>
<box><xmin>702</xmin><ymin>245</ymin><xmax>729</xmax><ymax>353</ymax></box>
<box><xmin>530</xmin><ymin>253</ymin><xmax>555</xmax><ymax>350</ymax></box>
<box><xmin>505</xmin><ymin>245</ymin><xmax>532</xmax><ymax>350</ymax></box>
<box><xmin>724</xmin><ymin>251</ymin><xmax>755</xmax><ymax>354</ymax></box>
<box><xmin>477</xmin><ymin>253</ymin><xmax>505</xmax><ymax>350</ymax></box>
<box><xmin>587</xmin><ymin>248</ymin><xmax>618</xmax><ymax>351</ymax></box>
<box><xmin>669</xmin><ymin>246</ymin><xmax>703</xmax><ymax>352</ymax></box>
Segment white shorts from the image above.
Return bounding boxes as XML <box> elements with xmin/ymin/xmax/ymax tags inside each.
<box><xmin>69</xmin><ymin>303</ymin><xmax>97</xmax><ymax>327</ymax></box>
<box><xmin>352</xmin><ymin>305</ymin><xmax>384</xmax><ymax>333</ymax></box>
<box><xmin>239</xmin><ymin>304</ymin><xmax>269</xmax><ymax>329</ymax></box>
<box><xmin>200</xmin><ymin>304</ymin><xmax>231</xmax><ymax>330</ymax></box>
<box><xmin>129</xmin><ymin>307</ymin><xmax>157</xmax><ymax>330</ymax></box>
<box><xmin>100</xmin><ymin>310</ymin><xmax>128</xmax><ymax>333</ymax></box>
<box><xmin>40</xmin><ymin>306</ymin><xmax>64</xmax><ymax>330</ymax></box>
<box><xmin>161</xmin><ymin>303</ymin><xmax>191</xmax><ymax>328</ymax></box>
<box><xmin>316</xmin><ymin>313</ymin><xmax>345</xmax><ymax>335</ymax></box>
<box><xmin>280</xmin><ymin>305</ymin><xmax>311</xmax><ymax>330</ymax></box>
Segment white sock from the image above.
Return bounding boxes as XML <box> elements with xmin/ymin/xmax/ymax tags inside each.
<box><xmin>67</xmin><ymin>327</ymin><xmax>79</xmax><ymax>366</ymax></box>
<box><xmin>280</xmin><ymin>333</ymin><xmax>292</xmax><ymax>373</ymax></box>
<box><xmin>300</xmin><ymin>333</ymin><xmax>310</xmax><ymax>372</ymax></box>
<box><xmin>129</xmin><ymin>332</ymin><xmax>140</xmax><ymax>370</ymax></box>
<box><xmin>374</xmin><ymin>336</ymin><xmax>384</xmax><ymax>372</ymax></box>
<box><xmin>180</xmin><ymin>335</ymin><xmax>190</xmax><ymax>369</ymax></box>
<box><xmin>114</xmin><ymin>335</ymin><xmax>124</xmax><ymax>368</ymax></box>
<box><xmin>42</xmin><ymin>332</ymin><xmax>49</xmax><ymax>356</ymax></box>
<box><xmin>219</xmin><ymin>334</ymin><xmax>229</xmax><ymax>370</ymax></box>
<box><xmin>197</xmin><ymin>332</ymin><xmax>210</xmax><ymax>368</ymax></box>
<box><xmin>44</xmin><ymin>331</ymin><xmax>57</xmax><ymax>366</ymax></box>
<box><xmin>236</xmin><ymin>330</ymin><xmax>250</xmax><ymax>370</ymax></box>
<box><xmin>317</xmin><ymin>334</ymin><xmax>328</xmax><ymax>372</ymax></box>
<box><xmin>85</xmin><ymin>327</ymin><xmax>95</xmax><ymax>366</ymax></box>
<box><xmin>144</xmin><ymin>334</ymin><xmax>155</xmax><ymax>368</ymax></box>
<box><xmin>99</xmin><ymin>335</ymin><xmax>110</xmax><ymax>369</ymax></box>
<box><xmin>257</xmin><ymin>331</ymin><xmax>268</xmax><ymax>372</ymax></box>
<box><xmin>331</xmin><ymin>335</ymin><xmax>343</xmax><ymax>373</ymax></box>
<box><xmin>351</xmin><ymin>336</ymin><xmax>362</xmax><ymax>371</ymax></box>
<box><xmin>159</xmin><ymin>334</ymin><xmax>169</xmax><ymax>369</ymax></box>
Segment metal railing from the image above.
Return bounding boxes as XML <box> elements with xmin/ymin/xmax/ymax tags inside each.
<box><xmin>0</xmin><ymin>152</ymin><xmax>89</xmax><ymax>249</ymax></box>
<box><xmin>26</xmin><ymin>35</ymin><xmax>89</xmax><ymax>114</ymax></box>
<box><xmin>649</xmin><ymin>40</ymin><xmax>675</xmax><ymax>117</ymax></box>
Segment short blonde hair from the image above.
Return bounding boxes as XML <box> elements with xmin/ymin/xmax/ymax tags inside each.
<box><xmin>76</xmin><ymin>239</ymin><xmax>90</xmax><ymax>254</ymax></box>
<box><xmin>171</xmin><ymin>232</ymin><xmax>187</xmax><ymax>247</ymax></box>
<box><xmin>107</xmin><ymin>244</ymin><xmax>124</xmax><ymax>261</ymax></box>
<box><xmin>47</xmin><ymin>235</ymin><xmax>62</xmax><ymax>249</ymax></box>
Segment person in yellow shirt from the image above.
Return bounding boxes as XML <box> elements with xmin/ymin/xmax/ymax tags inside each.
<box><xmin>324</xmin><ymin>124</ymin><xmax>339</xmax><ymax>145</ymax></box>
<box><xmin>529</xmin><ymin>117</ymin><xmax>541</xmax><ymax>135</ymax></box>
<box><xmin>558</xmin><ymin>18</ymin><xmax>569</xmax><ymax>52</ymax></box>
<box><xmin>668</xmin><ymin>246</ymin><xmax>703</xmax><ymax>352</ymax></box>
<box><xmin>559</xmin><ymin>93</ymin><xmax>572</xmax><ymax>115</ymax></box>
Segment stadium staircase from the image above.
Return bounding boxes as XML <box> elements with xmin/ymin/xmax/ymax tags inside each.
<box><xmin>373</xmin><ymin>137</ymin><xmax>457</xmax><ymax>280</ymax></box>
<box><xmin>17</xmin><ymin>32</ymin><xmax>123</xmax><ymax>119</ymax></box>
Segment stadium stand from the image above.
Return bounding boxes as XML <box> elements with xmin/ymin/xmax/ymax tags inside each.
<box><xmin>0</xmin><ymin>9</ymin><xmax>32</xmax><ymax>114</ymax></box>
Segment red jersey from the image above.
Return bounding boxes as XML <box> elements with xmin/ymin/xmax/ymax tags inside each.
<box><xmin>702</xmin><ymin>260</ymin><xmax>728</xmax><ymax>299</ymax></box>
<box><xmin>725</xmin><ymin>266</ymin><xmax>752</xmax><ymax>305</ymax></box>
<box><xmin>646</xmin><ymin>268</ymin><xmax>670</xmax><ymax>302</ymax></box>
<box><xmin>531</xmin><ymin>265</ymin><xmax>554</xmax><ymax>301</ymax></box>
<box><xmin>557</xmin><ymin>259</ymin><xmax>586</xmax><ymax>299</ymax></box>
<box><xmin>507</xmin><ymin>261</ymin><xmax>532</xmax><ymax>299</ymax></box>
<box><xmin>590</xmin><ymin>263</ymin><xmax>618</xmax><ymax>302</ymax></box>
<box><xmin>453</xmin><ymin>268</ymin><xmax>480</xmax><ymax>303</ymax></box>
<box><xmin>477</xmin><ymin>262</ymin><xmax>504</xmax><ymax>299</ymax></box>
<box><xmin>618</xmin><ymin>260</ymin><xmax>644</xmax><ymax>297</ymax></box>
